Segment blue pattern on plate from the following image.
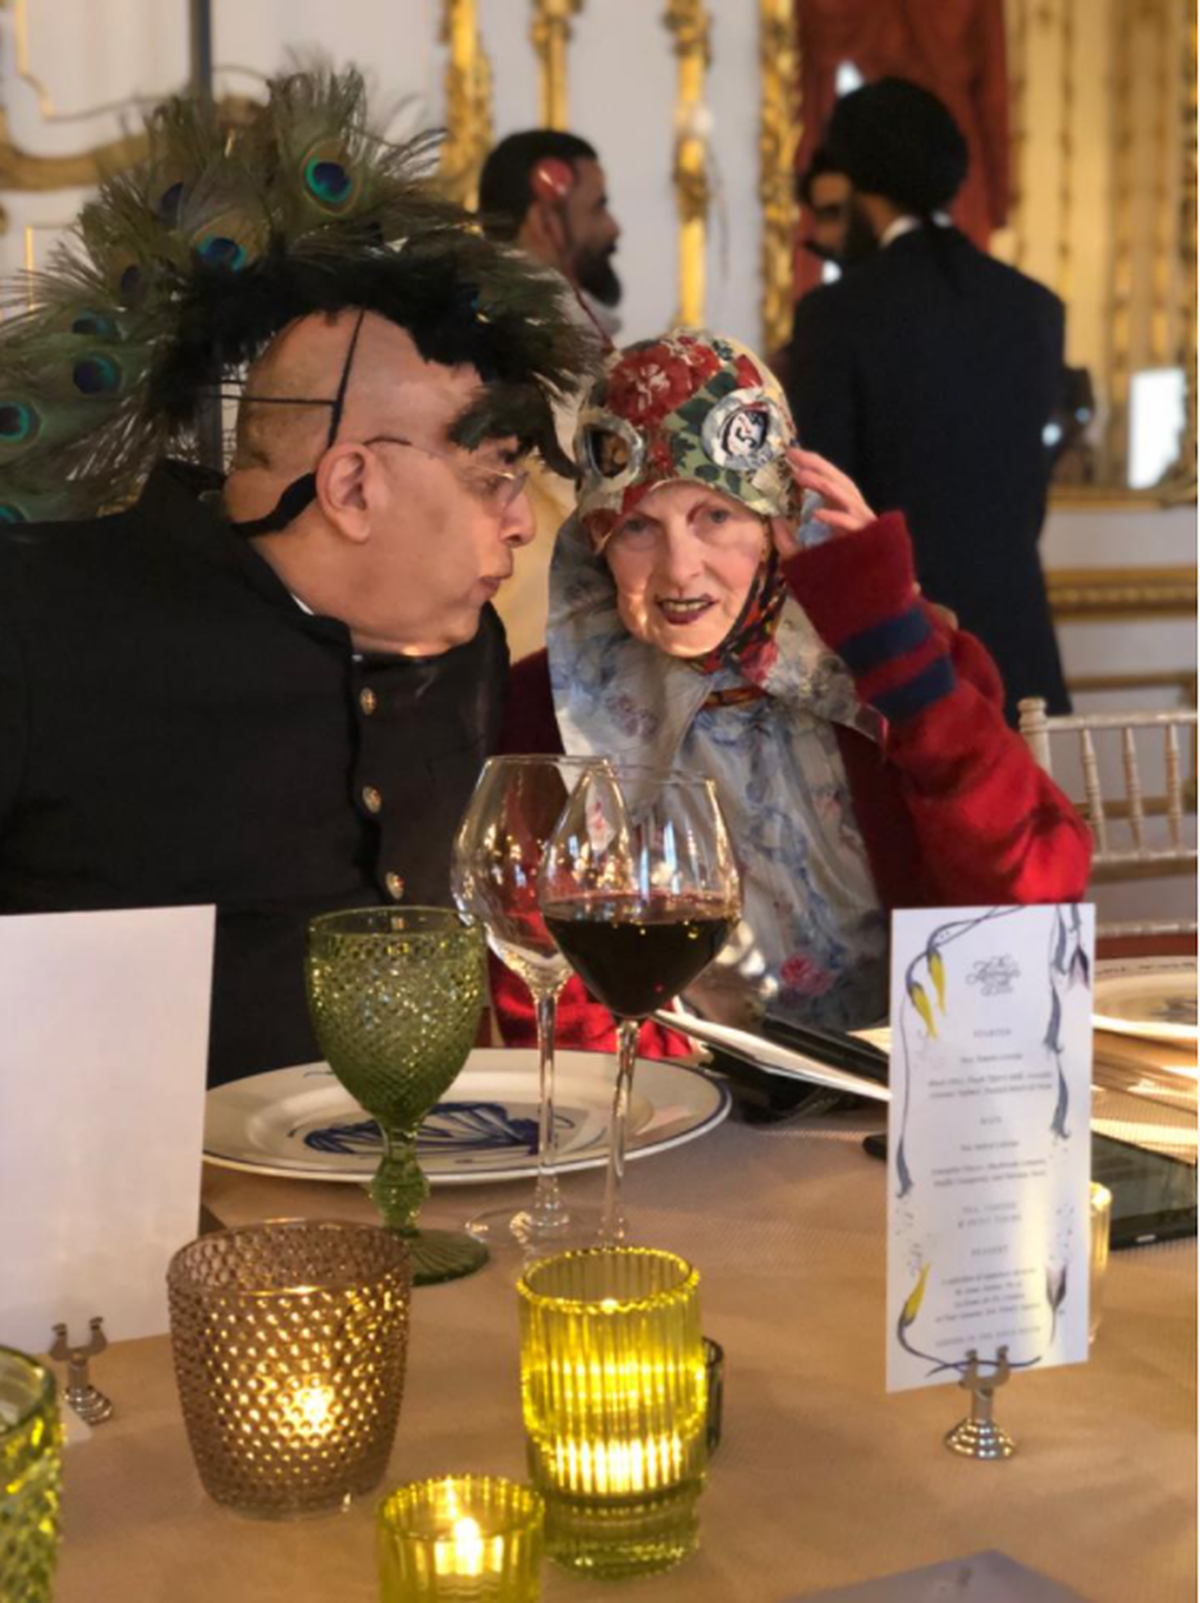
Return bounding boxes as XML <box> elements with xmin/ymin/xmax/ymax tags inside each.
<box><xmin>299</xmin><ymin>1101</ymin><xmax>562</xmax><ymax>1158</ymax></box>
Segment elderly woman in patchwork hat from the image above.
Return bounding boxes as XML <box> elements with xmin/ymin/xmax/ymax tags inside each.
<box><xmin>497</xmin><ymin>330</ymin><xmax>1089</xmax><ymax>1049</ymax></box>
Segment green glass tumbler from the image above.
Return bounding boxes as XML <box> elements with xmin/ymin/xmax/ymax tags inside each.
<box><xmin>378</xmin><ymin>1474</ymin><xmax>545</xmax><ymax>1601</ymax></box>
<box><xmin>0</xmin><ymin>1347</ymin><xmax>61</xmax><ymax>1603</ymax></box>
<box><xmin>517</xmin><ymin>1248</ymin><xmax>708</xmax><ymax>1580</ymax></box>
<box><xmin>306</xmin><ymin>907</ymin><xmax>488</xmax><ymax>1285</ymax></box>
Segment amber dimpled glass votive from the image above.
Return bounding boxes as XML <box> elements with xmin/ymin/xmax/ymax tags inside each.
<box><xmin>517</xmin><ymin>1247</ymin><xmax>708</xmax><ymax>1579</ymax></box>
<box><xmin>378</xmin><ymin>1474</ymin><xmax>544</xmax><ymax>1601</ymax></box>
<box><xmin>167</xmin><ymin>1219</ymin><xmax>411</xmax><ymax>1519</ymax></box>
<box><xmin>0</xmin><ymin>1348</ymin><xmax>61</xmax><ymax>1603</ymax></box>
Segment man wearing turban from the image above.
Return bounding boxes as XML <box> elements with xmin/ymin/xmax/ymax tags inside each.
<box><xmin>785</xmin><ymin>78</ymin><xmax>1070</xmax><ymax>724</ymax></box>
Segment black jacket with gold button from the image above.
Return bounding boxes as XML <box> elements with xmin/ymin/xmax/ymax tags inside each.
<box><xmin>0</xmin><ymin>460</ymin><xmax>508</xmax><ymax>1084</ymax></box>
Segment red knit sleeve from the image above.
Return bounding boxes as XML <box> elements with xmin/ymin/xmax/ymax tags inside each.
<box><xmin>784</xmin><ymin>516</ymin><xmax>1092</xmax><ymax>906</ymax></box>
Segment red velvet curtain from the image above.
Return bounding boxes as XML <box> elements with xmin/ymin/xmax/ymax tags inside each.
<box><xmin>793</xmin><ymin>0</ymin><xmax>1010</xmax><ymax>296</ymax></box>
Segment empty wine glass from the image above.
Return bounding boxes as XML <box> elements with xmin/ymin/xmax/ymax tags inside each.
<box><xmin>452</xmin><ymin>755</ymin><xmax>609</xmax><ymax>1249</ymax></box>
<box><xmin>539</xmin><ymin>767</ymin><xmax>741</xmax><ymax>1243</ymax></box>
<box><xmin>305</xmin><ymin>907</ymin><xmax>489</xmax><ymax>1285</ymax></box>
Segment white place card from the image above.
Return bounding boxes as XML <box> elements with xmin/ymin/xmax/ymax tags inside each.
<box><xmin>886</xmin><ymin>905</ymin><xmax>1095</xmax><ymax>1392</ymax></box>
<box><xmin>0</xmin><ymin>906</ymin><xmax>215</xmax><ymax>1352</ymax></box>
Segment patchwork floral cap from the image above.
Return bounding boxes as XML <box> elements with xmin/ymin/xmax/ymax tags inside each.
<box><xmin>573</xmin><ymin>328</ymin><xmax>801</xmax><ymax>548</ymax></box>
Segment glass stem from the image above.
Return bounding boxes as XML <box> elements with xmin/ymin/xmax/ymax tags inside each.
<box><xmin>530</xmin><ymin>986</ymin><xmax>567</xmax><ymax>1232</ymax></box>
<box><xmin>601</xmin><ymin>1017</ymin><xmax>641</xmax><ymax>1246</ymax></box>
<box><xmin>371</xmin><ymin>1125</ymin><xmax>428</xmax><ymax>1236</ymax></box>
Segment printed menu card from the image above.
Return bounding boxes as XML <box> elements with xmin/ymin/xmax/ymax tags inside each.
<box><xmin>887</xmin><ymin>905</ymin><xmax>1095</xmax><ymax>1392</ymax></box>
<box><xmin>0</xmin><ymin>906</ymin><xmax>214</xmax><ymax>1352</ymax></box>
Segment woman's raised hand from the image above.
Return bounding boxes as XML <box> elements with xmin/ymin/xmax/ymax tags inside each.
<box><xmin>771</xmin><ymin>448</ymin><xmax>876</xmax><ymax>558</ymax></box>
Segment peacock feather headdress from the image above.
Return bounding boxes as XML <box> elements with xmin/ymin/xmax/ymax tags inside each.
<box><xmin>0</xmin><ymin>68</ymin><xmax>597</xmax><ymax>523</ymax></box>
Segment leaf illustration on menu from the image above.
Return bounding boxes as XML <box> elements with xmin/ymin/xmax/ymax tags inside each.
<box><xmin>908</xmin><ymin>980</ymin><xmax>938</xmax><ymax>1038</ymax></box>
<box><xmin>900</xmin><ymin>1263</ymin><xmax>930</xmax><ymax>1330</ymax></box>
<box><xmin>928</xmin><ymin>949</ymin><xmax>947</xmax><ymax>1014</ymax></box>
<box><xmin>1045</xmin><ymin>1263</ymin><xmax>1069</xmax><ymax>1342</ymax></box>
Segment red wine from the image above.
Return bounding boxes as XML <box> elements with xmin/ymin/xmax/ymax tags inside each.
<box><xmin>542</xmin><ymin>896</ymin><xmax>734</xmax><ymax>1019</ymax></box>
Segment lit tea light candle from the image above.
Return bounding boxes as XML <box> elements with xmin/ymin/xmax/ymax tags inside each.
<box><xmin>166</xmin><ymin>1220</ymin><xmax>412</xmax><ymax>1520</ymax></box>
<box><xmin>279</xmin><ymin>1380</ymin><xmax>337</xmax><ymax>1442</ymax></box>
<box><xmin>378</xmin><ymin>1476</ymin><xmax>544</xmax><ymax>1601</ymax></box>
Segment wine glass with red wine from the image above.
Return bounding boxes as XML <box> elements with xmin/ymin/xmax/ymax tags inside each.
<box><xmin>539</xmin><ymin>767</ymin><xmax>741</xmax><ymax>1243</ymax></box>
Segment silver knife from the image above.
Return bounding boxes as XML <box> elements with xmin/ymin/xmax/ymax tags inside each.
<box><xmin>651</xmin><ymin>1011</ymin><xmax>892</xmax><ymax>1105</ymax></box>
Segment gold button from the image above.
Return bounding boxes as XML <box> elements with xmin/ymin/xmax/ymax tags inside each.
<box><xmin>361</xmin><ymin>785</ymin><xmax>382</xmax><ymax>814</ymax></box>
<box><xmin>359</xmin><ymin>687</ymin><xmax>377</xmax><ymax>715</ymax></box>
<box><xmin>385</xmin><ymin>872</ymin><xmax>405</xmax><ymax>901</ymax></box>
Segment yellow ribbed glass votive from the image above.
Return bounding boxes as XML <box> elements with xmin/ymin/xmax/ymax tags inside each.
<box><xmin>517</xmin><ymin>1247</ymin><xmax>707</xmax><ymax>1579</ymax></box>
<box><xmin>378</xmin><ymin>1475</ymin><xmax>544</xmax><ymax>1601</ymax></box>
<box><xmin>0</xmin><ymin>1348</ymin><xmax>61</xmax><ymax>1603</ymax></box>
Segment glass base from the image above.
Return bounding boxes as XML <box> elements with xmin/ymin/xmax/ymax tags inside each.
<box><xmin>403</xmin><ymin>1227</ymin><xmax>489</xmax><ymax>1286</ymax></box>
<box><xmin>465</xmin><ymin>1201</ymin><xmax>601</xmax><ymax>1256</ymax></box>
<box><xmin>542</xmin><ymin>1482</ymin><xmax>702</xmax><ymax>1579</ymax></box>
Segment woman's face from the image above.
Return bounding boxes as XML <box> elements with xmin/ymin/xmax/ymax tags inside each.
<box><xmin>602</xmin><ymin>481</ymin><xmax>768</xmax><ymax>658</ymax></box>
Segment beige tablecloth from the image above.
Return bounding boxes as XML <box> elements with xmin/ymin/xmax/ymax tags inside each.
<box><xmin>55</xmin><ymin>1110</ymin><xmax>1196</xmax><ymax>1603</ymax></box>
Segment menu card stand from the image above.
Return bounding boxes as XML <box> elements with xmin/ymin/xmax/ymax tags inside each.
<box><xmin>49</xmin><ymin>1318</ymin><xmax>114</xmax><ymax>1426</ymax></box>
<box><xmin>944</xmin><ymin>1348</ymin><xmax>1014</xmax><ymax>1460</ymax></box>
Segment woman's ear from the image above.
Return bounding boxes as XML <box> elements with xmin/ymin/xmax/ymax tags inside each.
<box><xmin>316</xmin><ymin>443</ymin><xmax>372</xmax><ymax>544</ymax></box>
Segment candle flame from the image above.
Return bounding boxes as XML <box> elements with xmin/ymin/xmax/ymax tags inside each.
<box><xmin>282</xmin><ymin>1381</ymin><xmax>336</xmax><ymax>1440</ymax></box>
<box><xmin>434</xmin><ymin>1513</ymin><xmax>486</xmax><ymax>1578</ymax></box>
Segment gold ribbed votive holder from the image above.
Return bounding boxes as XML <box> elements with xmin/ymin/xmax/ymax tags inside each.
<box><xmin>167</xmin><ymin>1219</ymin><xmax>411</xmax><ymax>1519</ymax></box>
<box><xmin>0</xmin><ymin>1348</ymin><xmax>61</xmax><ymax>1602</ymax></box>
<box><xmin>378</xmin><ymin>1474</ymin><xmax>544</xmax><ymax>1600</ymax></box>
<box><xmin>517</xmin><ymin>1247</ymin><xmax>707</xmax><ymax>1579</ymax></box>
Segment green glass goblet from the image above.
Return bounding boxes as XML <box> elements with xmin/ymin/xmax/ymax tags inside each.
<box><xmin>305</xmin><ymin>907</ymin><xmax>488</xmax><ymax>1285</ymax></box>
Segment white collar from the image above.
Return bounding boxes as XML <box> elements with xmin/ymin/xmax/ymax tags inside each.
<box><xmin>880</xmin><ymin>215</ymin><xmax>922</xmax><ymax>249</ymax></box>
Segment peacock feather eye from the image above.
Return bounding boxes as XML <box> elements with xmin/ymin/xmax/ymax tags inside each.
<box><xmin>300</xmin><ymin>141</ymin><xmax>361</xmax><ymax>212</ymax></box>
<box><xmin>73</xmin><ymin>355</ymin><xmax>122</xmax><ymax>396</ymax></box>
<box><xmin>0</xmin><ymin>503</ymin><xmax>26</xmax><ymax>523</ymax></box>
<box><xmin>197</xmin><ymin>233</ymin><xmax>248</xmax><ymax>271</ymax></box>
<box><xmin>305</xmin><ymin>157</ymin><xmax>352</xmax><ymax>206</ymax></box>
<box><xmin>0</xmin><ymin>402</ymin><xmax>39</xmax><ymax>443</ymax></box>
<box><xmin>71</xmin><ymin>311</ymin><xmax>119</xmax><ymax>340</ymax></box>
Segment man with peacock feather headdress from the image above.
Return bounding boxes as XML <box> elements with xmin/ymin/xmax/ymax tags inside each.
<box><xmin>0</xmin><ymin>69</ymin><xmax>599</xmax><ymax>1086</ymax></box>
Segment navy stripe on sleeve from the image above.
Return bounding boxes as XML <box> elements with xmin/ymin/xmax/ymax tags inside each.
<box><xmin>837</xmin><ymin>603</ymin><xmax>932</xmax><ymax>675</ymax></box>
<box><xmin>872</xmin><ymin>656</ymin><xmax>956</xmax><ymax>724</ymax></box>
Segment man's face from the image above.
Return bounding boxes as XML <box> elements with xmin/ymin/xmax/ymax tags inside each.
<box><xmin>564</xmin><ymin>157</ymin><xmax>622</xmax><ymax>307</ymax></box>
<box><xmin>363</xmin><ymin>372</ymin><xmax>536</xmax><ymax>655</ymax></box>
<box><xmin>806</xmin><ymin>171</ymin><xmax>853</xmax><ymax>263</ymax></box>
<box><xmin>232</xmin><ymin>314</ymin><xmax>535</xmax><ymax>656</ymax></box>
<box><xmin>840</xmin><ymin>191</ymin><xmax>882</xmax><ymax>269</ymax></box>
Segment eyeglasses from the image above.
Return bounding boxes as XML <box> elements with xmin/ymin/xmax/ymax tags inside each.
<box><xmin>365</xmin><ymin>434</ymin><xmax>530</xmax><ymax>512</ymax></box>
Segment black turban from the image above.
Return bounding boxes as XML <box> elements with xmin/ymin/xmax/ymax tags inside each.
<box><xmin>822</xmin><ymin>78</ymin><xmax>969</xmax><ymax>216</ymax></box>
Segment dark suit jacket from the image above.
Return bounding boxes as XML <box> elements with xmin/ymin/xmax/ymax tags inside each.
<box><xmin>786</xmin><ymin>227</ymin><xmax>1070</xmax><ymax>720</ymax></box>
<box><xmin>0</xmin><ymin>461</ymin><xmax>508</xmax><ymax>1084</ymax></box>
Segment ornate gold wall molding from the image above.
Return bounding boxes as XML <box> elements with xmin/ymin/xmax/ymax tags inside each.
<box><xmin>439</xmin><ymin>0</ymin><xmax>494</xmax><ymax>209</ymax></box>
<box><xmin>1055</xmin><ymin>0</ymin><xmax>1075</xmax><ymax>302</ymax></box>
<box><xmin>758</xmin><ymin>0</ymin><xmax>800</xmax><ymax>355</ymax></box>
<box><xmin>1157</xmin><ymin>0</ymin><xmax>1197</xmax><ymax>503</ymax></box>
<box><xmin>663</xmin><ymin>0</ymin><xmax>710</xmax><ymax>327</ymax></box>
<box><xmin>531</xmin><ymin>0</ymin><xmax>582</xmax><ymax>131</ymax></box>
<box><xmin>1045</xmin><ymin>563</ymin><xmax>1198</xmax><ymax>619</ymax></box>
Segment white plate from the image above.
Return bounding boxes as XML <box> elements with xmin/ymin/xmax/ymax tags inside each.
<box><xmin>1093</xmin><ymin>957</ymin><xmax>1198</xmax><ymax>1046</ymax></box>
<box><xmin>203</xmin><ymin>1048</ymin><xmax>731</xmax><ymax>1186</ymax></box>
